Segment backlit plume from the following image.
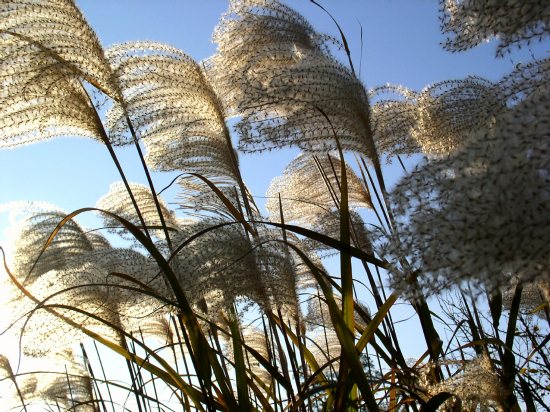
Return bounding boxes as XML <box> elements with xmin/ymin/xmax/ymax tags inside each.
<box><xmin>0</xmin><ymin>0</ymin><xmax>547</xmax><ymax>409</ymax></box>
<box><xmin>371</xmin><ymin>58</ymin><xmax>549</xmax><ymax>156</ymax></box>
<box><xmin>208</xmin><ymin>0</ymin><xmax>375</xmax><ymax>157</ymax></box>
<box><xmin>106</xmin><ymin>41</ymin><xmax>239</xmax><ymax>182</ymax></box>
<box><xmin>266</xmin><ymin>153</ymin><xmax>372</xmax><ymax>225</ymax></box>
<box><xmin>36</xmin><ymin>349</ymin><xmax>96</xmax><ymax>411</ymax></box>
<box><xmin>0</xmin><ymin>0</ymin><xmax>118</xmax><ymax>148</ymax></box>
<box><xmin>96</xmin><ymin>182</ymin><xmax>178</xmax><ymax>239</ymax></box>
<box><xmin>5</xmin><ymin>204</ymin><xmax>167</xmax><ymax>355</ymax></box>
<box><xmin>433</xmin><ymin>356</ymin><xmax>502</xmax><ymax>410</ymax></box>
<box><xmin>172</xmin><ymin>220</ymin><xmax>299</xmax><ymax>319</ymax></box>
<box><xmin>177</xmin><ymin>176</ymin><xmax>257</xmax><ymax>219</ymax></box>
<box><xmin>440</xmin><ymin>0</ymin><xmax>550</xmax><ymax>56</ymax></box>
<box><xmin>11</xmin><ymin>207</ymin><xmax>94</xmax><ymax>281</ymax></box>
<box><xmin>385</xmin><ymin>91</ymin><xmax>550</xmax><ymax>293</ymax></box>
<box><xmin>369</xmin><ymin>85</ymin><xmax>422</xmax><ymax>157</ymax></box>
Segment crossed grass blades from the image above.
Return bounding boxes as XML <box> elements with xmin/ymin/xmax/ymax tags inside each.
<box><xmin>0</xmin><ymin>0</ymin><xmax>549</xmax><ymax>410</ymax></box>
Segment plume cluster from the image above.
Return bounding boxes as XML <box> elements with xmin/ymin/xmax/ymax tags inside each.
<box><xmin>106</xmin><ymin>41</ymin><xmax>239</xmax><ymax>183</ymax></box>
<box><xmin>1</xmin><ymin>0</ymin><xmax>547</xmax><ymax>409</ymax></box>
<box><xmin>0</xmin><ymin>34</ymin><xmax>103</xmax><ymax>147</ymax></box>
<box><xmin>11</xmin><ymin>207</ymin><xmax>95</xmax><ymax>281</ymax></box>
<box><xmin>305</xmin><ymin>292</ymin><xmax>368</xmax><ymax>332</ymax></box>
<box><xmin>371</xmin><ymin>58</ymin><xmax>549</xmax><ymax>156</ymax></box>
<box><xmin>172</xmin><ymin>220</ymin><xmax>299</xmax><ymax>319</ymax></box>
<box><xmin>369</xmin><ymin>85</ymin><xmax>422</xmax><ymax>157</ymax></box>
<box><xmin>208</xmin><ymin>0</ymin><xmax>375</xmax><ymax>158</ymax></box>
<box><xmin>310</xmin><ymin>329</ymin><xmax>342</xmax><ymax>374</ymax></box>
<box><xmin>266</xmin><ymin>153</ymin><xmax>371</xmax><ymax>224</ymax></box>
<box><xmin>440</xmin><ymin>0</ymin><xmax>550</xmax><ymax>56</ymax></box>
<box><xmin>5</xmin><ymin>204</ymin><xmax>168</xmax><ymax>355</ymax></box>
<box><xmin>176</xmin><ymin>176</ymin><xmax>257</xmax><ymax>220</ymax></box>
<box><xmin>431</xmin><ymin>356</ymin><xmax>502</xmax><ymax>411</ymax></box>
<box><xmin>502</xmin><ymin>276</ymin><xmax>549</xmax><ymax>316</ymax></box>
<box><xmin>266</xmin><ymin>153</ymin><xmax>372</xmax><ymax>255</ymax></box>
<box><xmin>0</xmin><ymin>0</ymin><xmax>120</xmax><ymax>148</ymax></box>
<box><xmin>0</xmin><ymin>354</ymin><xmax>38</xmax><ymax>410</ymax></box>
<box><xmin>232</xmin><ymin>326</ymin><xmax>273</xmax><ymax>384</ymax></box>
<box><xmin>34</xmin><ymin>349</ymin><xmax>96</xmax><ymax>411</ymax></box>
<box><xmin>383</xmin><ymin>90</ymin><xmax>550</xmax><ymax>294</ymax></box>
<box><xmin>96</xmin><ymin>182</ymin><xmax>178</xmax><ymax>241</ymax></box>
<box><xmin>0</xmin><ymin>0</ymin><xmax>116</xmax><ymax>93</ymax></box>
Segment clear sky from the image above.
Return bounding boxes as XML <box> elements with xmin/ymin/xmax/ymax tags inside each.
<box><xmin>0</xmin><ymin>0</ymin><xmax>548</xmax><ymax>360</ymax></box>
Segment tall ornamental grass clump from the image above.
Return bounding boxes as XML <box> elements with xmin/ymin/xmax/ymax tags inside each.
<box><xmin>0</xmin><ymin>0</ymin><xmax>548</xmax><ymax>410</ymax></box>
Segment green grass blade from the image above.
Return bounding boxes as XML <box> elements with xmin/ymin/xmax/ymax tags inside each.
<box><xmin>227</xmin><ymin>308</ymin><xmax>251</xmax><ymax>412</ymax></box>
<box><xmin>270</xmin><ymin>314</ymin><xmax>330</xmax><ymax>388</ymax></box>
<box><xmin>356</xmin><ymin>292</ymin><xmax>398</xmax><ymax>353</ymax></box>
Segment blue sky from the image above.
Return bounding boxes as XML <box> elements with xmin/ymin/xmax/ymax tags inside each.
<box><xmin>0</xmin><ymin>0</ymin><xmax>548</xmax><ymax>360</ymax></box>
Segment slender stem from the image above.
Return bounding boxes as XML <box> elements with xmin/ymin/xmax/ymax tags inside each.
<box><xmin>502</xmin><ymin>283</ymin><xmax>523</xmax><ymax>411</ymax></box>
<box><xmin>79</xmin><ymin>81</ymin><xmax>152</xmax><ymax>242</ymax></box>
<box><xmin>123</xmin><ymin>113</ymin><xmax>174</xmax><ymax>252</ymax></box>
<box><xmin>93</xmin><ymin>341</ymin><xmax>116</xmax><ymax>412</ymax></box>
<box><xmin>80</xmin><ymin>343</ymin><xmax>108</xmax><ymax>412</ymax></box>
<box><xmin>359</xmin><ymin>156</ymin><xmax>392</xmax><ymax>231</ymax></box>
<box><xmin>9</xmin><ymin>364</ymin><xmax>29</xmax><ymax>412</ymax></box>
<box><xmin>120</xmin><ymin>335</ymin><xmax>145</xmax><ymax>412</ymax></box>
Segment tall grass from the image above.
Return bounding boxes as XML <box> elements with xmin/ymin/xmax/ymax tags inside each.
<box><xmin>0</xmin><ymin>0</ymin><xmax>548</xmax><ymax>411</ymax></box>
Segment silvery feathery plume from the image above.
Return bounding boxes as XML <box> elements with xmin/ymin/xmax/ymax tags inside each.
<box><xmin>133</xmin><ymin>315</ymin><xmax>174</xmax><ymax>345</ymax></box>
<box><xmin>430</xmin><ymin>356</ymin><xmax>502</xmax><ymax>411</ymax></box>
<box><xmin>86</xmin><ymin>231</ymin><xmax>112</xmax><ymax>250</ymax></box>
<box><xmin>440</xmin><ymin>0</ymin><xmax>550</xmax><ymax>56</ymax></box>
<box><xmin>76</xmin><ymin>244</ymin><xmax>170</xmax><ymax>339</ymax></box>
<box><xmin>10</xmin><ymin>205</ymin><xmax>96</xmax><ymax>282</ymax></box>
<box><xmin>135</xmin><ymin>314</ymin><xmax>196</xmax><ymax>362</ymax></box>
<box><xmin>370</xmin><ymin>58</ymin><xmax>550</xmax><ymax>156</ymax></box>
<box><xmin>413</xmin><ymin>77</ymin><xmax>503</xmax><ymax>156</ymax></box>
<box><xmin>54</xmin><ymin>255</ymin><xmax>165</xmax><ymax>345</ymax></box>
<box><xmin>287</xmin><ymin>232</ymin><xmax>325</xmax><ymax>290</ymax></box>
<box><xmin>96</xmin><ymin>181</ymin><xmax>178</xmax><ymax>242</ymax></box>
<box><xmin>369</xmin><ymin>85</ymin><xmax>422</xmax><ymax>157</ymax></box>
<box><xmin>224</xmin><ymin>325</ymin><xmax>273</xmax><ymax>385</ymax></box>
<box><xmin>5</xmin><ymin>260</ymin><xmax>146</xmax><ymax>356</ymax></box>
<box><xmin>268</xmin><ymin>229</ymin><xmax>326</xmax><ymax>301</ymax></box>
<box><xmin>5</xmin><ymin>204</ymin><xmax>165</xmax><ymax>353</ymax></box>
<box><xmin>266</xmin><ymin>153</ymin><xmax>372</xmax><ymax>255</ymax></box>
<box><xmin>36</xmin><ymin>349</ymin><xmax>96</xmax><ymax>412</ymax></box>
<box><xmin>2</xmin><ymin>266</ymin><xmax>90</xmax><ymax>357</ymax></box>
<box><xmin>0</xmin><ymin>0</ymin><xmax>118</xmax><ymax>148</ymax></box>
<box><xmin>383</xmin><ymin>89</ymin><xmax>549</xmax><ymax>295</ymax></box>
<box><xmin>254</xmin><ymin>225</ymin><xmax>301</xmax><ymax>318</ymax></box>
<box><xmin>106</xmin><ymin>41</ymin><xmax>240</xmax><ymax>181</ymax></box>
<box><xmin>0</xmin><ymin>354</ymin><xmax>37</xmax><ymax>411</ymax></box>
<box><xmin>172</xmin><ymin>218</ymin><xmax>300</xmax><ymax>320</ymax></box>
<box><xmin>304</xmin><ymin>292</ymin><xmax>368</xmax><ymax>332</ymax></box>
<box><xmin>309</xmin><ymin>329</ymin><xmax>342</xmax><ymax>373</ymax></box>
<box><xmin>241</xmin><ymin>326</ymin><xmax>273</xmax><ymax>384</ymax></box>
<box><xmin>177</xmin><ymin>175</ymin><xmax>258</xmax><ymax>220</ymax></box>
<box><xmin>301</xmin><ymin>210</ymin><xmax>373</xmax><ymax>258</ymax></box>
<box><xmin>172</xmin><ymin>218</ymin><xmax>266</xmax><ymax>317</ymax></box>
<box><xmin>502</xmin><ymin>276</ymin><xmax>549</xmax><ymax>317</ymax></box>
<box><xmin>82</xmin><ymin>247</ymin><xmax>170</xmax><ymax>333</ymax></box>
<box><xmin>208</xmin><ymin>0</ymin><xmax>375</xmax><ymax>158</ymax></box>
<box><xmin>266</xmin><ymin>153</ymin><xmax>372</xmax><ymax>224</ymax></box>
<box><xmin>2</xmin><ymin>205</ymin><xmax>96</xmax><ymax>354</ymax></box>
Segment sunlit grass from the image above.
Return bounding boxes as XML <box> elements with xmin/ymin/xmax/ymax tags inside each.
<box><xmin>0</xmin><ymin>0</ymin><xmax>548</xmax><ymax>411</ymax></box>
